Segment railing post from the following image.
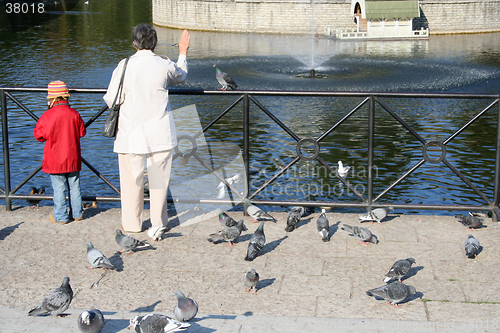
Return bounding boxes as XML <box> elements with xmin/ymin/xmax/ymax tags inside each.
<box><xmin>243</xmin><ymin>93</ymin><xmax>250</xmax><ymax>215</ymax></box>
<box><xmin>493</xmin><ymin>98</ymin><xmax>500</xmax><ymax>221</ymax></box>
<box><xmin>1</xmin><ymin>90</ymin><xmax>12</xmax><ymax>210</ymax></box>
<box><xmin>367</xmin><ymin>94</ymin><xmax>375</xmax><ymax>210</ymax></box>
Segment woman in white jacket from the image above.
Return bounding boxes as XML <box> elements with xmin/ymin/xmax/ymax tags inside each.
<box><xmin>104</xmin><ymin>24</ymin><xmax>190</xmax><ymax>239</ymax></box>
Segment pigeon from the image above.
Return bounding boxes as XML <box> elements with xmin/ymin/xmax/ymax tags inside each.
<box><xmin>285</xmin><ymin>206</ymin><xmax>305</xmax><ymax>232</ymax></box>
<box><xmin>78</xmin><ymin>309</ymin><xmax>105</xmax><ymax>333</ymax></box>
<box><xmin>459</xmin><ymin>213</ymin><xmax>483</xmax><ymax>230</ymax></box>
<box><xmin>245</xmin><ymin>222</ymin><xmax>266</xmax><ymax>261</ymax></box>
<box><xmin>341</xmin><ymin>224</ymin><xmax>377</xmax><ymax>244</ymax></box>
<box><xmin>384</xmin><ymin>258</ymin><xmax>416</xmax><ymax>283</ymax></box>
<box><xmin>86</xmin><ymin>241</ymin><xmax>115</xmax><ymax>270</ymax></box>
<box><xmin>337</xmin><ymin>161</ymin><xmax>351</xmax><ymax>178</ymax></box>
<box><xmin>245</xmin><ymin>269</ymin><xmax>260</xmax><ymax>294</ymax></box>
<box><xmin>213</xmin><ymin>64</ymin><xmax>237</xmax><ymax>90</ymax></box>
<box><xmin>28</xmin><ymin>277</ymin><xmax>73</xmax><ymax>317</ymax></box>
<box><xmin>173</xmin><ymin>291</ymin><xmax>198</xmax><ymax>322</ymax></box>
<box><xmin>208</xmin><ymin>219</ymin><xmax>247</xmax><ymax>246</ymax></box>
<box><xmin>359</xmin><ymin>206</ymin><xmax>394</xmax><ymax>224</ymax></box>
<box><xmin>129</xmin><ymin>314</ymin><xmax>190</xmax><ymax>333</ymax></box>
<box><xmin>245</xmin><ymin>199</ymin><xmax>275</xmax><ymax>223</ymax></box>
<box><xmin>316</xmin><ymin>208</ymin><xmax>330</xmax><ymax>242</ymax></box>
<box><xmin>115</xmin><ymin>230</ymin><xmax>154</xmax><ymax>254</ymax></box>
<box><xmin>465</xmin><ymin>234</ymin><xmax>480</xmax><ymax>258</ymax></box>
<box><xmin>216</xmin><ymin>173</ymin><xmax>242</xmax><ymax>199</ymax></box>
<box><xmin>366</xmin><ymin>281</ymin><xmax>416</xmax><ymax>307</ymax></box>
<box><xmin>216</xmin><ymin>208</ymin><xmax>238</xmax><ymax>228</ymax></box>
<box><xmin>27</xmin><ymin>186</ymin><xmax>45</xmax><ymax>208</ymax></box>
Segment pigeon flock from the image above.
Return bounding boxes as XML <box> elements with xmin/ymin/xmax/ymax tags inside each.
<box><xmin>24</xmin><ymin>200</ymin><xmax>487</xmax><ymax>331</ymax></box>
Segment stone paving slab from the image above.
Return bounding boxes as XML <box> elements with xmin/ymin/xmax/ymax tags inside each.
<box><xmin>0</xmin><ymin>204</ymin><xmax>499</xmax><ymax>332</ymax></box>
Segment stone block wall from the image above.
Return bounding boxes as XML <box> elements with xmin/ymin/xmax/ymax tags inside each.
<box><xmin>418</xmin><ymin>0</ymin><xmax>500</xmax><ymax>34</ymax></box>
<box><xmin>153</xmin><ymin>0</ymin><xmax>500</xmax><ymax>35</ymax></box>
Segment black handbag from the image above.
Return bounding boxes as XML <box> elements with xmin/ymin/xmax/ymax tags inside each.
<box><xmin>102</xmin><ymin>57</ymin><xmax>130</xmax><ymax>138</ymax></box>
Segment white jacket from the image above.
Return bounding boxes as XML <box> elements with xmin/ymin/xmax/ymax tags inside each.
<box><xmin>103</xmin><ymin>50</ymin><xmax>188</xmax><ymax>154</ymax></box>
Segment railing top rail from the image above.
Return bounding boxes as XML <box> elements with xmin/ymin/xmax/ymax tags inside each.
<box><xmin>0</xmin><ymin>87</ymin><xmax>498</xmax><ymax>99</ymax></box>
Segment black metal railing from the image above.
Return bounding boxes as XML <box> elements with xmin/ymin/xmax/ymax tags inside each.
<box><xmin>1</xmin><ymin>87</ymin><xmax>500</xmax><ymax>220</ymax></box>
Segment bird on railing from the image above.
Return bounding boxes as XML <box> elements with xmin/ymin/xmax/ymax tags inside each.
<box><xmin>27</xmin><ymin>186</ymin><xmax>45</xmax><ymax>209</ymax></box>
<box><xmin>213</xmin><ymin>64</ymin><xmax>237</xmax><ymax>91</ymax></box>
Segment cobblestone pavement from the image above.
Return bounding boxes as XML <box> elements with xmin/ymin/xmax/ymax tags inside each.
<box><xmin>0</xmin><ymin>204</ymin><xmax>499</xmax><ymax>332</ymax></box>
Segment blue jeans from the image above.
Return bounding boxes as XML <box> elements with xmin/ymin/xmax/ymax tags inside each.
<box><xmin>49</xmin><ymin>172</ymin><xmax>83</xmax><ymax>222</ymax></box>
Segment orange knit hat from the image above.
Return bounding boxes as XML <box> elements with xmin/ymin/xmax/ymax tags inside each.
<box><xmin>47</xmin><ymin>80</ymin><xmax>71</xmax><ymax>99</ymax></box>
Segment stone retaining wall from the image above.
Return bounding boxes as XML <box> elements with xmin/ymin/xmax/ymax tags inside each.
<box><xmin>152</xmin><ymin>0</ymin><xmax>500</xmax><ymax>35</ymax></box>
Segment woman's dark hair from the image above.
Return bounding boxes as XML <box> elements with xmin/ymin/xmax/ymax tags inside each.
<box><xmin>132</xmin><ymin>24</ymin><xmax>158</xmax><ymax>50</ymax></box>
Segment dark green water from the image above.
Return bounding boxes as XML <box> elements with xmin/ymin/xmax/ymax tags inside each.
<box><xmin>1</xmin><ymin>0</ymin><xmax>500</xmax><ymax>215</ymax></box>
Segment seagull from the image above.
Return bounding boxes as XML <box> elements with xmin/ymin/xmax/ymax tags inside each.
<box><xmin>337</xmin><ymin>161</ymin><xmax>350</xmax><ymax>178</ymax></box>
<box><xmin>213</xmin><ymin>64</ymin><xmax>237</xmax><ymax>90</ymax></box>
<box><xmin>216</xmin><ymin>173</ymin><xmax>243</xmax><ymax>199</ymax></box>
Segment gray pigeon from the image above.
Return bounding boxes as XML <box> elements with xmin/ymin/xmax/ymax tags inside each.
<box><xmin>245</xmin><ymin>269</ymin><xmax>260</xmax><ymax>294</ymax></box>
<box><xmin>245</xmin><ymin>222</ymin><xmax>266</xmax><ymax>261</ymax></box>
<box><xmin>341</xmin><ymin>224</ymin><xmax>377</xmax><ymax>244</ymax></box>
<box><xmin>316</xmin><ymin>208</ymin><xmax>330</xmax><ymax>242</ymax></box>
<box><xmin>213</xmin><ymin>64</ymin><xmax>237</xmax><ymax>90</ymax></box>
<box><xmin>28</xmin><ymin>277</ymin><xmax>73</xmax><ymax>317</ymax></box>
<box><xmin>173</xmin><ymin>291</ymin><xmax>198</xmax><ymax>322</ymax></box>
<box><xmin>384</xmin><ymin>258</ymin><xmax>416</xmax><ymax>283</ymax></box>
<box><xmin>115</xmin><ymin>230</ymin><xmax>154</xmax><ymax>254</ymax></box>
<box><xmin>366</xmin><ymin>281</ymin><xmax>416</xmax><ymax>307</ymax></box>
<box><xmin>78</xmin><ymin>309</ymin><xmax>105</xmax><ymax>333</ymax></box>
<box><xmin>86</xmin><ymin>241</ymin><xmax>115</xmax><ymax>270</ymax></box>
<box><xmin>359</xmin><ymin>206</ymin><xmax>394</xmax><ymax>224</ymax></box>
<box><xmin>216</xmin><ymin>208</ymin><xmax>238</xmax><ymax>228</ymax></box>
<box><xmin>208</xmin><ymin>219</ymin><xmax>247</xmax><ymax>246</ymax></box>
<box><xmin>245</xmin><ymin>199</ymin><xmax>275</xmax><ymax>223</ymax></box>
<box><xmin>129</xmin><ymin>314</ymin><xmax>190</xmax><ymax>333</ymax></box>
<box><xmin>460</xmin><ymin>214</ymin><xmax>483</xmax><ymax>230</ymax></box>
<box><xmin>465</xmin><ymin>234</ymin><xmax>480</xmax><ymax>258</ymax></box>
<box><xmin>285</xmin><ymin>206</ymin><xmax>305</xmax><ymax>232</ymax></box>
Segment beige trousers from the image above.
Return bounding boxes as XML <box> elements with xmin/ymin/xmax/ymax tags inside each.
<box><xmin>118</xmin><ymin>150</ymin><xmax>173</xmax><ymax>232</ymax></box>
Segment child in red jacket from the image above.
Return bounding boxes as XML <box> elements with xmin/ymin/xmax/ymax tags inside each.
<box><xmin>34</xmin><ymin>81</ymin><xmax>86</xmax><ymax>224</ymax></box>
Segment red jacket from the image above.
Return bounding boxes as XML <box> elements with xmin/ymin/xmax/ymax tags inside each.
<box><xmin>34</xmin><ymin>100</ymin><xmax>86</xmax><ymax>174</ymax></box>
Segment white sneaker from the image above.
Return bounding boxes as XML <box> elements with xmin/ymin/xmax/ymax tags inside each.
<box><xmin>148</xmin><ymin>225</ymin><xmax>166</xmax><ymax>241</ymax></box>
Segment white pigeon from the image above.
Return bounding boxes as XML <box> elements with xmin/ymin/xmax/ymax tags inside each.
<box><xmin>129</xmin><ymin>314</ymin><xmax>190</xmax><ymax>332</ymax></box>
<box><xmin>359</xmin><ymin>206</ymin><xmax>394</xmax><ymax>224</ymax></box>
<box><xmin>216</xmin><ymin>173</ymin><xmax>243</xmax><ymax>199</ymax></box>
<box><xmin>78</xmin><ymin>309</ymin><xmax>105</xmax><ymax>333</ymax></box>
<box><xmin>338</xmin><ymin>161</ymin><xmax>351</xmax><ymax>178</ymax></box>
<box><xmin>245</xmin><ymin>199</ymin><xmax>275</xmax><ymax>223</ymax></box>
